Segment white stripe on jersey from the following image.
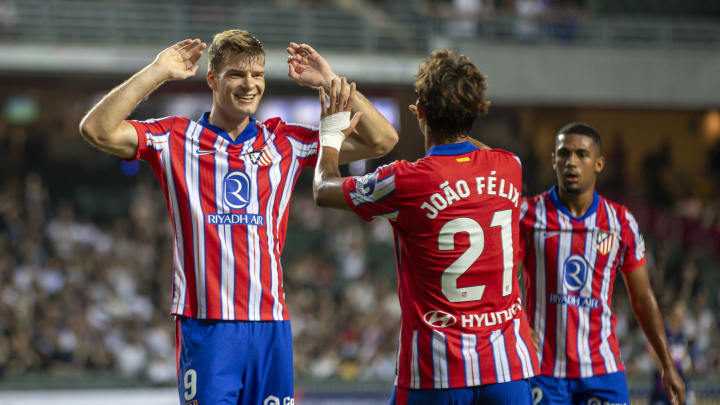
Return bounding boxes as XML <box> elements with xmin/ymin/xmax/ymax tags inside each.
<box><xmin>240</xmin><ymin>137</ymin><xmax>263</xmax><ymax>321</ymax></box>
<box><xmin>213</xmin><ymin>136</ymin><xmax>235</xmax><ymax>320</ymax></box>
<box><xmin>553</xmin><ymin>211</ymin><xmax>572</xmax><ymax>378</ymax></box>
<box><xmin>519</xmin><ymin>199</ymin><xmax>529</xmax><ymax>222</ymax></box>
<box><xmin>578</xmin><ymin>213</ymin><xmax>598</xmax><ymax>377</ymax></box>
<box><xmin>431</xmin><ymin>330</ymin><xmax>449</xmax><ymax>388</ymax></box>
<box><xmin>285</xmin><ymin>122</ymin><xmax>318</xmax><ymax>132</ymax></box>
<box><xmin>147</xmin><ymin>131</ymin><xmax>170</xmax><ymax>151</ymax></box>
<box><xmin>599</xmin><ymin>201</ymin><xmax>621</xmax><ymax>373</ymax></box>
<box><xmin>513</xmin><ymin>319</ymin><xmax>534</xmax><ymax>379</ymax></box>
<box><xmin>136</xmin><ymin>116</ymin><xmax>174</xmax><ymax>124</ymax></box>
<box><xmin>533</xmin><ymin>198</ymin><xmax>548</xmax><ymax>364</ymax></box>
<box><xmin>411</xmin><ymin>330</ymin><xmax>420</xmax><ymax>389</ymax></box>
<box><xmin>163</xmin><ymin>126</ymin><xmax>187</xmax><ymax>315</ymax></box>
<box><xmin>461</xmin><ymin>334</ymin><xmax>481</xmax><ymax>386</ymax></box>
<box><xmin>262</xmin><ymin>127</ymin><xmax>285</xmax><ymax>320</ymax></box>
<box><xmin>625</xmin><ymin>211</ymin><xmax>645</xmax><ymax>261</ymax></box>
<box><xmin>185</xmin><ymin>122</ymin><xmax>207</xmax><ymax>318</ymax></box>
<box><xmin>491</xmin><ymin>329</ymin><xmax>511</xmax><ymax>383</ymax></box>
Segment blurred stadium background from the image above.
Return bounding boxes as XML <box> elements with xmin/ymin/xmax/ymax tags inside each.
<box><xmin>1</xmin><ymin>0</ymin><xmax>719</xmax><ymax>403</ymax></box>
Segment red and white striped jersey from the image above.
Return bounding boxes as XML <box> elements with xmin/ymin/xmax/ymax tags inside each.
<box><xmin>128</xmin><ymin>112</ymin><xmax>318</xmax><ymax>321</ymax></box>
<box><xmin>519</xmin><ymin>186</ymin><xmax>646</xmax><ymax>379</ymax></box>
<box><xmin>342</xmin><ymin>142</ymin><xmax>539</xmax><ymax>389</ymax></box>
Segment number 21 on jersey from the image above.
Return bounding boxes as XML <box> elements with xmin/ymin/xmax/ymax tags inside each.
<box><xmin>438</xmin><ymin>209</ymin><xmax>513</xmax><ymax>302</ymax></box>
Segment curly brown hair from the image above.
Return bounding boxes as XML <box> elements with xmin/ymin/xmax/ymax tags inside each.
<box><xmin>208</xmin><ymin>29</ymin><xmax>265</xmax><ymax>72</ymax></box>
<box><xmin>414</xmin><ymin>50</ymin><xmax>490</xmax><ymax>142</ymax></box>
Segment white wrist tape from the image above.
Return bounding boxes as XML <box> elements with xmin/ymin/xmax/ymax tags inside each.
<box><xmin>319</xmin><ymin>111</ymin><xmax>350</xmax><ymax>151</ymax></box>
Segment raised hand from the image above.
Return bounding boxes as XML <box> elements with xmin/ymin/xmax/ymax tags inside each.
<box><xmin>287</xmin><ymin>42</ymin><xmax>337</xmax><ymax>89</ymax></box>
<box><xmin>152</xmin><ymin>39</ymin><xmax>207</xmax><ymax>81</ymax></box>
<box><xmin>319</xmin><ymin>77</ymin><xmax>362</xmax><ymax>137</ymax></box>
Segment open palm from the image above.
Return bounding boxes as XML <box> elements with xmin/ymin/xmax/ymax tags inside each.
<box><xmin>154</xmin><ymin>39</ymin><xmax>206</xmax><ymax>81</ymax></box>
<box><xmin>286</xmin><ymin>42</ymin><xmax>336</xmax><ymax>89</ymax></box>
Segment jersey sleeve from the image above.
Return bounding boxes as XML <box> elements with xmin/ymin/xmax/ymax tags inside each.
<box><xmin>127</xmin><ymin>116</ymin><xmax>177</xmax><ymax>166</ymax></box>
<box><xmin>276</xmin><ymin>120</ymin><xmax>319</xmax><ymax>169</ymax></box>
<box><xmin>618</xmin><ymin>206</ymin><xmax>647</xmax><ymax>273</ymax></box>
<box><xmin>341</xmin><ymin>161</ymin><xmax>404</xmax><ymax>222</ymax></box>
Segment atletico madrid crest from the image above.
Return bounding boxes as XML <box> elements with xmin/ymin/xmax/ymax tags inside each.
<box><xmin>596</xmin><ymin>231</ymin><xmax>615</xmax><ymax>255</ymax></box>
<box><xmin>242</xmin><ymin>147</ymin><xmax>273</xmax><ymax>167</ymax></box>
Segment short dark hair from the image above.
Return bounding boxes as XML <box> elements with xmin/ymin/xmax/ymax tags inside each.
<box><xmin>414</xmin><ymin>50</ymin><xmax>490</xmax><ymax>142</ymax></box>
<box><xmin>556</xmin><ymin>122</ymin><xmax>602</xmax><ymax>152</ymax></box>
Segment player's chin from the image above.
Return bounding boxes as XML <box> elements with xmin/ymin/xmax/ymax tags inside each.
<box><xmin>234</xmin><ymin>103</ymin><xmax>260</xmax><ymax>117</ymax></box>
<box><xmin>561</xmin><ymin>182</ymin><xmax>582</xmax><ymax>193</ymax></box>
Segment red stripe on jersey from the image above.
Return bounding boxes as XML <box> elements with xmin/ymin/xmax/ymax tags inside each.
<box><xmin>502</xmin><ymin>323</ymin><xmax>524</xmax><ymax>381</ymax></box>
<box><xmin>541</xmin><ymin>201</ymin><xmax>560</xmax><ymax>376</ymax></box>
<box><xmin>444</xmin><ymin>333</ymin><xmax>465</xmax><ymax>387</ymax></box>
<box><xmin>417</xmin><ymin>330</ymin><xmax>435</xmax><ymax>389</ymax></box>
<box><xmin>169</xmin><ymin>119</ymin><xmax>197</xmax><ymax>317</ymax></box>
<box><xmin>476</xmin><ymin>330</ymin><xmax>497</xmax><ymax>385</ymax></box>
<box><xmin>197</xmin><ymin>128</ymin><xmax>221</xmax><ymax>319</ymax></box>
<box><xmin>253</xmin><ymin>135</ymin><xmax>275</xmax><ymax>321</ymax></box>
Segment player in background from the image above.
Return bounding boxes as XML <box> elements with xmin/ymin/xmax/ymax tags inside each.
<box><xmin>519</xmin><ymin>123</ymin><xmax>685</xmax><ymax>405</ymax></box>
<box><xmin>78</xmin><ymin>30</ymin><xmax>397</xmax><ymax>405</ymax></box>
<box><xmin>312</xmin><ymin>50</ymin><xmax>539</xmax><ymax>405</ymax></box>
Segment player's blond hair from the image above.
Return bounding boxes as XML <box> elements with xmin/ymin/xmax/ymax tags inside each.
<box><xmin>415</xmin><ymin>50</ymin><xmax>490</xmax><ymax>141</ymax></box>
<box><xmin>208</xmin><ymin>29</ymin><xmax>265</xmax><ymax>71</ymax></box>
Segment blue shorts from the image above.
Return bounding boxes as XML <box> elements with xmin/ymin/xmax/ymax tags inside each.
<box><xmin>530</xmin><ymin>372</ymin><xmax>630</xmax><ymax>405</ymax></box>
<box><xmin>175</xmin><ymin>317</ymin><xmax>294</xmax><ymax>405</ymax></box>
<box><xmin>388</xmin><ymin>380</ymin><xmax>533</xmax><ymax>405</ymax></box>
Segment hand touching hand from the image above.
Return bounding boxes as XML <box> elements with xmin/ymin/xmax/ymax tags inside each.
<box><xmin>152</xmin><ymin>39</ymin><xmax>207</xmax><ymax>81</ymax></box>
<box><xmin>319</xmin><ymin>77</ymin><xmax>362</xmax><ymax>138</ymax></box>
<box><xmin>287</xmin><ymin>42</ymin><xmax>337</xmax><ymax>90</ymax></box>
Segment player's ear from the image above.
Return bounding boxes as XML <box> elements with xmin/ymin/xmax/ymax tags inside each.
<box><xmin>551</xmin><ymin>152</ymin><xmax>557</xmax><ymax>171</ymax></box>
<box><xmin>207</xmin><ymin>70</ymin><xmax>216</xmax><ymax>91</ymax></box>
<box><xmin>416</xmin><ymin>104</ymin><xmax>425</xmax><ymax>120</ymax></box>
<box><xmin>595</xmin><ymin>155</ymin><xmax>605</xmax><ymax>174</ymax></box>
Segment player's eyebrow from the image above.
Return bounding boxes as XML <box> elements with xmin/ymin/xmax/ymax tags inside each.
<box><xmin>226</xmin><ymin>68</ymin><xmax>265</xmax><ymax>75</ymax></box>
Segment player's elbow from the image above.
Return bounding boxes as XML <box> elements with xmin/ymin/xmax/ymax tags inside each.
<box><xmin>373</xmin><ymin>130</ymin><xmax>398</xmax><ymax>157</ymax></box>
<box><xmin>78</xmin><ymin>117</ymin><xmax>104</xmax><ymax>146</ymax></box>
<box><xmin>312</xmin><ymin>183</ymin><xmax>332</xmax><ymax>207</ymax></box>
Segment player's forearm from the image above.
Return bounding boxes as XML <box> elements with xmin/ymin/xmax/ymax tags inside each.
<box><xmin>349</xmin><ymin>91</ymin><xmax>398</xmax><ymax>158</ymax></box>
<box><xmin>79</xmin><ymin>63</ymin><xmax>168</xmax><ymax>143</ymax></box>
<box><xmin>631</xmin><ymin>292</ymin><xmax>674</xmax><ymax>369</ymax></box>
<box><xmin>313</xmin><ymin>147</ymin><xmax>349</xmax><ymax>209</ymax></box>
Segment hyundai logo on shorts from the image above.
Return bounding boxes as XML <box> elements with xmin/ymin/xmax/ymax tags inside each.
<box><xmin>224</xmin><ymin>170</ymin><xmax>251</xmax><ymax>210</ymax></box>
<box><xmin>563</xmin><ymin>254</ymin><xmax>590</xmax><ymax>292</ymax></box>
<box><xmin>423</xmin><ymin>310</ymin><xmax>457</xmax><ymax>328</ymax></box>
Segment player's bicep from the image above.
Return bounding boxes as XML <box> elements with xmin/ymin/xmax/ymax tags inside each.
<box><xmin>83</xmin><ymin>120</ymin><xmax>139</xmax><ymax>160</ymax></box>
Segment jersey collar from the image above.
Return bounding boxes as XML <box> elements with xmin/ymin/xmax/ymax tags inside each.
<box><xmin>198</xmin><ymin>112</ymin><xmax>258</xmax><ymax>145</ymax></box>
<box><xmin>425</xmin><ymin>141</ymin><xmax>479</xmax><ymax>157</ymax></box>
<box><xmin>548</xmin><ymin>184</ymin><xmax>600</xmax><ymax>221</ymax></box>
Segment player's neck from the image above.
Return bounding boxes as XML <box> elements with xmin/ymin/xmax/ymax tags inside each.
<box><xmin>557</xmin><ymin>186</ymin><xmax>595</xmax><ymax>218</ymax></box>
<box><xmin>425</xmin><ymin>133</ymin><xmax>469</xmax><ymax>151</ymax></box>
<box><xmin>208</xmin><ymin>108</ymin><xmax>251</xmax><ymax>141</ymax></box>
